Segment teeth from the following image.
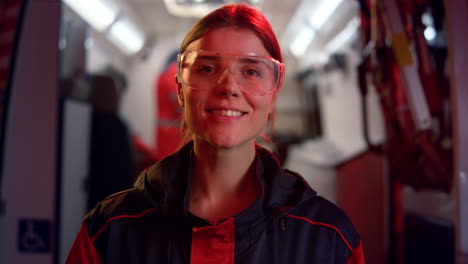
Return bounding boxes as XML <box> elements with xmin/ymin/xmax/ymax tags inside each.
<box><xmin>212</xmin><ymin>110</ymin><xmax>243</xmax><ymax>117</ymax></box>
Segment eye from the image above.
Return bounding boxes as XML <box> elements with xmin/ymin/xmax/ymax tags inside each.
<box><xmin>193</xmin><ymin>63</ymin><xmax>216</xmax><ymax>74</ymax></box>
<box><xmin>246</xmin><ymin>69</ymin><xmax>260</xmax><ymax>76</ymax></box>
<box><xmin>201</xmin><ymin>65</ymin><xmax>215</xmax><ymax>73</ymax></box>
<box><xmin>243</xmin><ymin>67</ymin><xmax>263</xmax><ymax>79</ymax></box>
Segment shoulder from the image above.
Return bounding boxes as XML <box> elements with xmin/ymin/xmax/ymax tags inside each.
<box><xmin>286</xmin><ymin>196</ymin><xmax>361</xmax><ymax>252</ymax></box>
<box><xmin>84</xmin><ymin>188</ymin><xmax>156</xmax><ymax>239</ymax></box>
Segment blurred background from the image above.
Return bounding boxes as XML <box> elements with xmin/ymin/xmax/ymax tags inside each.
<box><xmin>0</xmin><ymin>0</ymin><xmax>466</xmax><ymax>263</ymax></box>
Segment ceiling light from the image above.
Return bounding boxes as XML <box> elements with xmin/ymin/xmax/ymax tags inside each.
<box><xmin>63</xmin><ymin>0</ymin><xmax>117</xmax><ymax>31</ymax></box>
<box><xmin>326</xmin><ymin>17</ymin><xmax>360</xmax><ymax>53</ymax></box>
<box><xmin>108</xmin><ymin>19</ymin><xmax>145</xmax><ymax>55</ymax></box>
<box><xmin>163</xmin><ymin>0</ymin><xmax>219</xmax><ymax>17</ymax></box>
<box><xmin>424</xmin><ymin>26</ymin><xmax>436</xmax><ymax>41</ymax></box>
<box><xmin>163</xmin><ymin>0</ymin><xmax>263</xmax><ymax>17</ymax></box>
<box><xmin>422</xmin><ymin>13</ymin><xmax>433</xmax><ymax>27</ymax></box>
<box><xmin>290</xmin><ymin>27</ymin><xmax>316</xmax><ymax>57</ymax></box>
<box><xmin>308</xmin><ymin>0</ymin><xmax>343</xmax><ymax>29</ymax></box>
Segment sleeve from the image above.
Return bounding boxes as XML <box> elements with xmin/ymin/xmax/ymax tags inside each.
<box><xmin>346</xmin><ymin>240</ymin><xmax>365</xmax><ymax>264</ymax></box>
<box><xmin>65</xmin><ymin>221</ymin><xmax>104</xmax><ymax>264</ymax></box>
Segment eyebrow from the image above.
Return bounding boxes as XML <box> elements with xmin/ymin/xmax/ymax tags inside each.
<box><xmin>194</xmin><ymin>54</ymin><xmax>272</xmax><ymax>70</ymax></box>
<box><xmin>239</xmin><ymin>57</ymin><xmax>272</xmax><ymax>72</ymax></box>
<box><xmin>196</xmin><ymin>55</ymin><xmax>266</xmax><ymax>64</ymax></box>
<box><xmin>196</xmin><ymin>55</ymin><xmax>221</xmax><ymax>61</ymax></box>
<box><xmin>238</xmin><ymin>57</ymin><xmax>264</xmax><ymax>64</ymax></box>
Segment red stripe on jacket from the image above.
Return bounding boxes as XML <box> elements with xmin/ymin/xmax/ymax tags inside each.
<box><xmin>66</xmin><ymin>208</ymin><xmax>156</xmax><ymax>263</ymax></box>
<box><xmin>91</xmin><ymin>208</ymin><xmax>156</xmax><ymax>242</ymax></box>
<box><xmin>286</xmin><ymin>213</ymin><xmax>365</xmax><ymax>264</ymax></box>
<box><xmin>66</xmin><ymin>223</ymin><xmax>104</xmax><ymax>264</ymax></box>
<box><xmin>346</xmin><ymin>240</ymin><xmax>365</xmax><ymax>264</ymax></box>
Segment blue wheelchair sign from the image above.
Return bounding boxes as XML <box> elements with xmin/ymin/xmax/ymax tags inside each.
<box><xmin>18</xmin><ymin>219</ymin><xmax>51</xmax><ymax>253</ymax></box>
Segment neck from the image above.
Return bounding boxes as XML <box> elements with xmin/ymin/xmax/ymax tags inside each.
<box><xmin>192</xmin><ymin>140</ymin><xmax>256</xmax><ymax>194</ymax></box>
<box><xmin>189</xmin><ymin>140</ymin><xmax>260</xmax><ymax>220</ymax></box>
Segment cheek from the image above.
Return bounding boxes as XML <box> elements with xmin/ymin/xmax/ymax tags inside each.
<box><xmin>183</xmin><ymin>91</ymin><xmax>204</xmax><ymax>122</ymax></box>
<box><xmin>256</xmin><ymin>95</ymin><xmax>275</xmax><ymax>116</ymax></box>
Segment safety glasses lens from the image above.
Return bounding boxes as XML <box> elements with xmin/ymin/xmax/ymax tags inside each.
<box><xmin>178</xmin><ymin>51</ymin><xmax>281</xmax><ymax>95</ymax></box>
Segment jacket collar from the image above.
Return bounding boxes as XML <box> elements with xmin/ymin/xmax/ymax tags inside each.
<box><xmin>134</xmin><ymin>141</ymin><xmax>316</xmax><ymax>220</ymax></box>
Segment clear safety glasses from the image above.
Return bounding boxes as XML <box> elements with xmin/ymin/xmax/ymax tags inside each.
<box><xmin>177</xmin><ymin>50</ymin><xmax>284</xmax><ymax>96</ymax></box>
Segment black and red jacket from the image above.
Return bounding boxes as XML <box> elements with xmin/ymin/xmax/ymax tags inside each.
<box><xmin>66</xmin><ymin>142</ymin><xmax>365</xmax><ymax>263</ymax></box>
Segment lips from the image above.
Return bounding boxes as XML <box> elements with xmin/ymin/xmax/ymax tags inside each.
<box><xmin>207</xmin><ymin>109</ymin><xmax>247</xmax><ymax>117</ymax></box>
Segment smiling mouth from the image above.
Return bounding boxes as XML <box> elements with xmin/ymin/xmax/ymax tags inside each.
<box><xmin>208</xmin><ymin>109</ymin><xmax>246</xmax><ymax>117</ymax></box>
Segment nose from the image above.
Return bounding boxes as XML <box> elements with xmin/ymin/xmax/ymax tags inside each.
<box><xmin>216</xmin><ymin>69</ymin><xmax>240</xmax><ymax>97</ymax></box>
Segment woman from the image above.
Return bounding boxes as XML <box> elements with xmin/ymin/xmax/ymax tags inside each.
<box><xmin>66</xmin><ymin>3</ymin><xmax>365</xmax><ymax>264</ymax></box>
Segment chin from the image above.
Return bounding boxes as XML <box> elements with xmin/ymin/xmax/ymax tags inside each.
<box><xmin>209</xmin><ymin>139</ymin><xmax>244</xmax><ymax>149</ymax></box>
<box><xmin>203</xmin><ymin>135</ymin><xmax>255</xmax><ymax>150</ymax></box>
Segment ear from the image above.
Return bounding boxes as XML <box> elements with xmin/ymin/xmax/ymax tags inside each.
<box><xmin>175</xmin><ymin>74</ymin><xmax>184</xmax><ymax>107</ymax></box>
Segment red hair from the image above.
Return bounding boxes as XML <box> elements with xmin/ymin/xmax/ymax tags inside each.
<box><xmin>179</xmin><ymin>3</ymin><xmax>283</xmax><ymax>62</ymax></box>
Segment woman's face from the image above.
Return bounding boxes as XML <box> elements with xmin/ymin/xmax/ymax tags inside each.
<box><xmin>177</xmin><ymin>27</ymin><xmax>278</xmax><ymax>149</ymax></box>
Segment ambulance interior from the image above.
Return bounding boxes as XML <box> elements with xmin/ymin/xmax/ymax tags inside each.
<box><xmin>0</xmin><ymin>0</ymin><xmax>466</xmax><ymax>263</ymax></box>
